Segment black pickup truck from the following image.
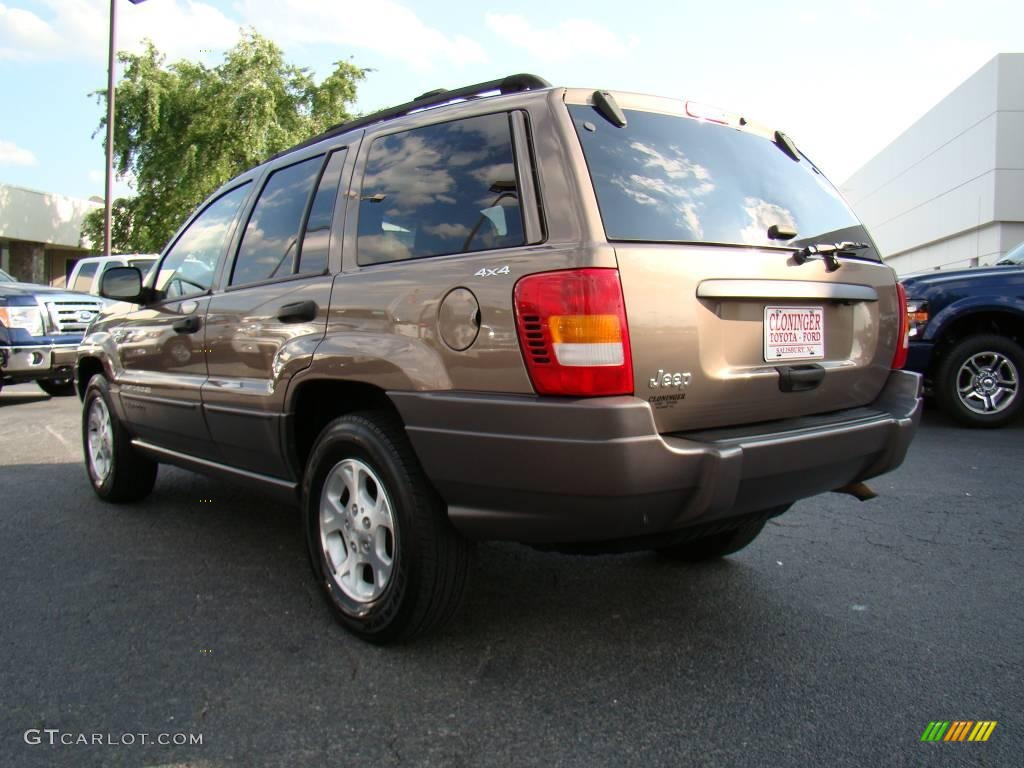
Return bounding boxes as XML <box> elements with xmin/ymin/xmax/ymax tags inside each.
<box><xmin>0</xmin><ymin>268</ymin><xmax>104</xmax><ymax>396</ymax></box>
<box><xmin>902</xmin><ymin>261</ymin><xmax>1024</xmax><ymax>427</ymax></box>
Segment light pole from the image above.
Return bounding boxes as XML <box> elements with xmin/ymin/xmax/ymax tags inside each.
<box><xmin>104</xmin><ymin>0</ymin><xmax>147</xmax><ymax>257</ymax></box>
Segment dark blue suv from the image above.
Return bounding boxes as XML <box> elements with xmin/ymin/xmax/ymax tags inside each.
<box><xmin>901</xmin><ymin>260</ymin><xmax>1024</xmax><ymax>427</ymax></box>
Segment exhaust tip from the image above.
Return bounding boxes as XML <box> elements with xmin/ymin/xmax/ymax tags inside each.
<box><xmin>834</xmin><ymin>482</ymin><xmax>878</xmax><ymax>502</ymax></box>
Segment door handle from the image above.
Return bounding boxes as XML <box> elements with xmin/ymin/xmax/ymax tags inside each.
<box><xmin>172</xmin><ymin>316</ymin><xmax>202</xmax><ymax>334</ymax></box>
<box><xmin>776</xmin><ymin>364</ymin><xmax>825</xmax><ymax>392</ymax></box>
<box><xmin>277</xmin><ymin>300</ymin><xmax>318</xmax><ymax>323</ymax></box>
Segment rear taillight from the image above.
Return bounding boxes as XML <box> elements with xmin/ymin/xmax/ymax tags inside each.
<box><xmin>513</xmin><ymin>268</ymin><xmax>633</xmax><ymax>396</ymax></box>
<box><xmin>892</xmin><ymin>282</ymin><xmax>909</xmax><ymax>369</ymax></box>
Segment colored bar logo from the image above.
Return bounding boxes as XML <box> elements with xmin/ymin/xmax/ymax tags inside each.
<box><xmin>921</xmin><ymin>721</ymin><xmax>997</xmax><ymax>742</ymax></box>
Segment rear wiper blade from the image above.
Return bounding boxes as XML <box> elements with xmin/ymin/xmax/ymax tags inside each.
<box><xmin>792</xmin><ymin>242</ymin><xmax>870</xmax><ymax>272</ymax></box>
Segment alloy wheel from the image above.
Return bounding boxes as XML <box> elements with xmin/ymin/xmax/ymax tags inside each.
<box><xmin>86</xmin><ymin>397</ymin><xmax>114</xmax><ymax>483</ymax></box>
<box><xmin>956</xmin><ymin>351</ymin><xmax>1019</xmax><ymax>415</ymax></box>
<box><xmin>318</xmin><ymin>458</ymin><xmax>397</xmax><ymax>603</ymax></box>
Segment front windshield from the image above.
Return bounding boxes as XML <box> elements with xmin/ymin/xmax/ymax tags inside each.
<box><xmin>0</xmin><ymin>268</ymin><xmax>15</xmax><ymax>282</ymax></box>
<box><xmin>997</xmin><ymin>242</ymin><xmax>1024</xmax><ymax>265</ymax></box>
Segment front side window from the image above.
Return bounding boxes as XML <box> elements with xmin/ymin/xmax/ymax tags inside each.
<box><xmin>231</xmin><ymin>156</ymin><xmax>324</xmax><ymax>286</ymax></box>
<box><xmin>72</xmin><ymin>262</ymin><xmax>98</xmax><ymax>292</ymax></box>
<box><xmin>156</xmin><ymin>183</ymin><xmax>251</xmax><ymax>299</ymax></box>
<box><xmin>357</xmin><ymin>112</ymin><xmax>525</xmax><ymax>266</ymax></box>
<box><xmin>569</xmin><ymin>105</ymin><xmax>876</xmax><ymax>258</ymax></box>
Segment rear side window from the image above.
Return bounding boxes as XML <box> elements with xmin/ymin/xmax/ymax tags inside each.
<box><xmin>569</xmin><ymin>106</ymin><xmax>875</xmax><ymax>257</ymax></box>
<box><xmin>72</xmin><ymin>262</ymin><xmax>98</xmax><ymax>292</ymax></box>
<box><xmin>298</xmin><ymin>149</ymin><xmax>347</xmax><ymax>275</ymax></box>
<box><xmin>357</xmin><ymin>112</ymin><xmax>525</xmax><ymax>266</ymax></box>
<box><xmin>231</xmin><ymin>156</ymin><xmax>325</xmax><ymax>286</ymax></box>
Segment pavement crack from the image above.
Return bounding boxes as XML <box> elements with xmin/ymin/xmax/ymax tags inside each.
<box><xmin>44</xmin><ymin>425</ymin><xmax>78</xmax><ymax>459</ymax></box>
<box><xmin>863</xmin><ymin>535</ymin><xmax>923</xmax><ymax>566</ymax></box>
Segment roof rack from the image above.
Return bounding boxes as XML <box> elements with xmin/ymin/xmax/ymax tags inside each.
<box><xmin>271</xmin><ymin>73</ymin><xmax>551</xmax><ymax>161</ymax></box>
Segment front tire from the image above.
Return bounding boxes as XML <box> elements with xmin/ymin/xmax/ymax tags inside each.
<box><xmin>38</xmin><ymin>376</ymin><xmax>77</xmax><ymax>397</ymax></box>
<box><xmin>934</xmin><ymin>334</ymin><xmax>1023</xmax><ymax>428</ymax></box>
<box><xmin>303</xmin><ymin>412</ymin><xmax>471</xmax><ymax>644</ymax></box>
<box><xmin>82</xmin><ymin>376</ymin><xmax>158</xmax><ymax>502</ymax></box>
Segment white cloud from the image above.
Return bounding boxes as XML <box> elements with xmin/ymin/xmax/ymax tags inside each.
<box><xmin>484</xmin><ymin>14</ymin><xmax>632</xmax><ymax>62</ymax></box>
<box><xmin>0</xmin><ymin>138</ymin><xmax>36</xmax><ymax>166</ymax></box>
<box><xmin>234</xmin><ymin>0</ymin><xmax>488</xmax><ymax>70</ymax></box>
<box><xmin>1</xmin><ymin>0</ymin><xmax>486</xmax><ymax>70</ymax></box>
<box><xmin>0</xmin><ymin>0</ymin><xmax>239</xmax><ymax>62</ymax></box>
<box><xmin>0</xmin><ymin>3</ymin><xmax>60</xmax><ymax>59</ymax></box>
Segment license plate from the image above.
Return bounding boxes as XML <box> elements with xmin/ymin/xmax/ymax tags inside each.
<box><xmin>764</xmin><ymin>306</ymin><xmax>824</xmax><ymax>361</ymax></box>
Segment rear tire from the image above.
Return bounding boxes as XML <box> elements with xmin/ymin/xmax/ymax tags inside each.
<box><xmin>934</xmin><ymin>334</ymin><xmax>1023</xmax><ymax>428</ymax></box>
<box><xmin>303</xmin><ymin>411</ymin><xmax>471</xmax><ymax>644</ymax></box>
<box><xmin>657</xmin><ymin>518</ymin><xmax>768</xmax><ymax>562</ymax></box>
<box><xmin>82</xmin><ymin>376</ymin><xmax>158</xmax><ymax>502</ymax></box>
<box><xmin>38</xmin><ymin>377</ymin><xmax>77</xmax><ymax>397</ymax></box>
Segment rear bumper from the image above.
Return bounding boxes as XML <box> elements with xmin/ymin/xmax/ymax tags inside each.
<box><xmin>0</xmin><ymin>343</ymin><xmax>78</xmax><ymax>382</ymax></box>
<box><xmin>390</xmin><ymin>370</ymin><xmax>922</xmax><ymax>545</ymax></box>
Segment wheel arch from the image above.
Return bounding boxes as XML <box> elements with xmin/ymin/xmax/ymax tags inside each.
<box><xmin>285</xmin><ymin>378</ymin><xmax>407</xmax><ymax>480</ymax></box>
<box><xmin>926</xmin><ymin>305</ymin><xmax>1024</xmax><ymax>373</ymax></box>
<box><xmin>76</xmin><ymin>356</ymin><xmax>106</xmax><ymax>399</ymax></box>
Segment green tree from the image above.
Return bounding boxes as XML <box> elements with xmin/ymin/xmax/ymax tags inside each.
<box><xmin>83</xmin><ymin>31</ymin><xmax>366</xmax><ymax>253</ymax></box>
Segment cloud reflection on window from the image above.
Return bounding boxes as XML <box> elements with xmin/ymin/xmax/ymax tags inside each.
<box><xmin>609</xmin><ymin>141</ymin><xmax>714</xmax><ymax>239</ymax></box>
<box><xmin>739</xmin><ymin>197</ymin><xmax>798</xmax><ymax>245</ymax></box>
<box><xmin>156</xmin><ymin>183</ymin><xmax>250</xmax><ymax>296</ymax></box>
<box><xmin>357</xmin><ymin>113</ymin><xmax>526</xmax><ymax>265</ymax></box>
<box><xmin>572</xmin><ymin>106</ymin><xmax>865</xmax><ymax>248</ymax></box>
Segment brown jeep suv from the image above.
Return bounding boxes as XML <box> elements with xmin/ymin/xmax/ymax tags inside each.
<box><xmin>78</xmin><ymin>74</ymin><xmax>921</xmax><ymax>643</ymax></box>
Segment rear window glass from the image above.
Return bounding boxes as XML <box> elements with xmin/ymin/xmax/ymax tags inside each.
<box><xmin>72</xmin><ymin>262</ymin><xmax>98</xmax><ymax>292</ymax></box>
<box><xmin>569</xmin><ymin>105</ymin><xmax>874</xmax><ymax>256</ymax></box>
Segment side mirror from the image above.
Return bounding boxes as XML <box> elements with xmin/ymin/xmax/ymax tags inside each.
<box><xmin>99</xmin><ymin>266</ymin><xmax>144</xmax><ymax>302</ymax></box>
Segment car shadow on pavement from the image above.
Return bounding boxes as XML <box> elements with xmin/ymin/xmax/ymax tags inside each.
<box><xmin>1</xmin><ymin>459</ymin><xmax>966</xmax><ymax>767</ymax></box>
<box><xmin>0</xmin><ymin>391</ymin><xmax>53</xmax><ymax>407</ymax></box>
<box><xmin>6</xmin><ymin>458</ymin><xmax>790</xmax><ymax>658</ymax></box>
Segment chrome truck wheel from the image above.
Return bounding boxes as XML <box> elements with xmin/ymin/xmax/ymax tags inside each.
<box><xmin>935</xmin><ymin>334</ymin><xmax>1024</xmax><ymax>428</ymax></box>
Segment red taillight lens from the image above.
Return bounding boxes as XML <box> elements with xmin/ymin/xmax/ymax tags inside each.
<box><xmin>892</xmin><ymin>282</ymin><xmax>909</xmax><ymax>369</ymax></box>
<box><xmin>513</xmin><ymin>268</ymin><xmax>633</xmax><ymax>396</ymax></box>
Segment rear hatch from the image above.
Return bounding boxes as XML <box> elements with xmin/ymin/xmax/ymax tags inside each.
<box><xmin>567</xmin><ymin>96</ymin><xmax>901</xmax><ymax>433</ymax></box>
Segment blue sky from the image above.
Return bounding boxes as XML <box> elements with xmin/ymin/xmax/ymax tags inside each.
<box><xmin>1</xmin><ymin>0</ymin><xmax>1021</xmax><ymax>200</ymax></box>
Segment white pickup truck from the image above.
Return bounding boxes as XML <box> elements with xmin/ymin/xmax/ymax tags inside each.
<box><xmin>67</xmin><ymin>254</ymin><xmax>158</xmax><ymax>297</ymax></box>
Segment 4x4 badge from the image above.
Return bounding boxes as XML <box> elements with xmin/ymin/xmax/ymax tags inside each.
<box><xmin>474</xmin><ymin>266</ymin><xmax>510</xmax><ymax>277</ymax></box>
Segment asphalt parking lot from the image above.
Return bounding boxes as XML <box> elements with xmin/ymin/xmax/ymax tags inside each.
<box><xmin>1</xmin><ymin>383</ymin><xmax>1021</xmax><ymax>767</ymax></box>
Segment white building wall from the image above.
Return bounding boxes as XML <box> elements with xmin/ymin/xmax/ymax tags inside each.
<box><xmin>841</xmin><ymin>54</ymin><xmax>1024</xmax><ymax>275</ymax></box>
<box><xmin>0</xmin><ymin>183</ymin><xmax>100</xmax><ymax>249</ymax></box>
